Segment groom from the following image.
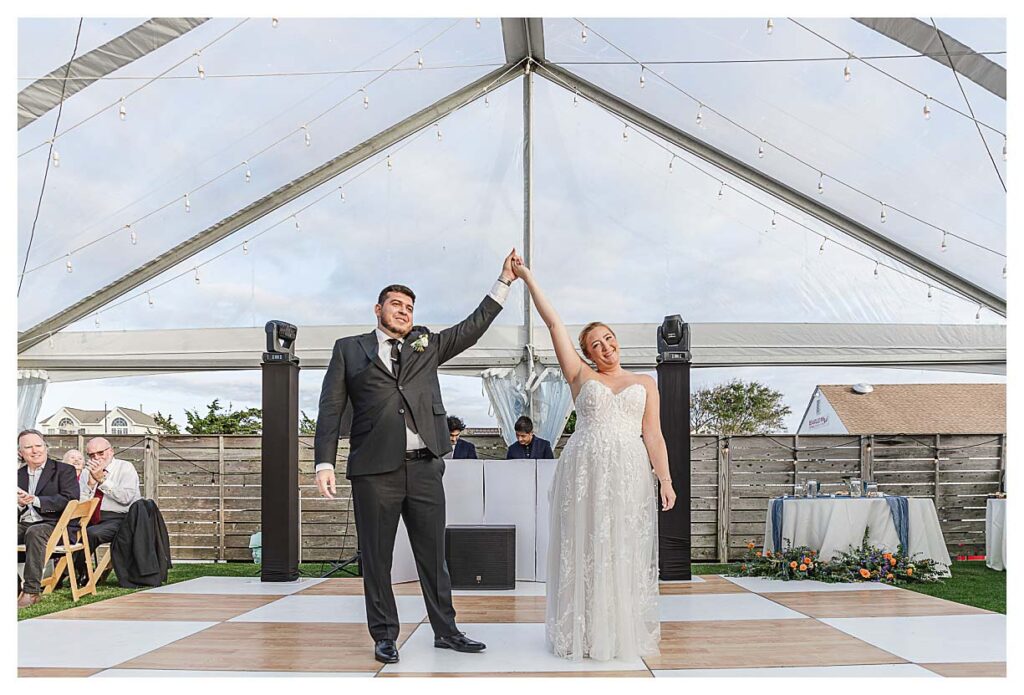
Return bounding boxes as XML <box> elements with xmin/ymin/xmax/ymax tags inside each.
<box><xmin>314</xmin><ymin>249</ymin><xmax>520</xmax><ymax>664</ymax></box>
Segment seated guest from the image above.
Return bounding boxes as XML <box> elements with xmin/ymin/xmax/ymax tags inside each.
<box><xmin>76</xmin><ymin>437</ymin><xmax>142</xmax><ymax>579</ymax></box>
<box><xmin>17</xmin><ymin>430</ymin><xmax>79</xmax><ymax>608</ymax></box>
<box><xmin>62</xmin><ymin>449</ymin><xmax>85</xmax><ymax>482</ymax></box>
<box><xmin>505</xmin><ymin>416</ymin><xmax>555</xmax><ymax>460</ymax></box>
<box><xmin>446</xmin><ymin>416</ymin><xmax>477</xmax><ymax>459</ymax></box>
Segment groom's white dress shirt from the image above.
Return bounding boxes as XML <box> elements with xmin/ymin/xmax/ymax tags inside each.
<box><xmin>315</xmin><ymin>279</ymin><xmax>510</xmax><ymax>473</ymax></box>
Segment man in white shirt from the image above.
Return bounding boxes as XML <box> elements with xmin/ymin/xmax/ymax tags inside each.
<box><xmin>76</xmin><ymin>437</ymin><xmax>142</xmax><ymax>578</ymax></box>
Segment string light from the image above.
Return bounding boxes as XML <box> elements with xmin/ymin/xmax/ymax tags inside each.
<box><xmin>817</xmin><ymin>172</ymin><xmax>825</xmax><ymax>195</ymax></box>
<box><xmin>435</xmin><ymin>122</ymin><xmax>443</xmax><ymax>141</ymax></box>
<box><xmin>639</xmin><ymin>65</ymin><xmax>646</xmax><ymax>89</ymax></box>
<box><xmin>415</xmin><ymin>49</ymin><xmax>423</xmax><ymax>69</ymax></box>
<box><xmin>386</xmin><ymin>153</ymin><xmax>393</xmax><ymax>170</ymax></box>
<box><xmin>976</xmin><ymin>305</ymin><xmax>982</xmax><ymax>321</ymax></box>
<box><xmin>147</xmin><ymin>291</ymin><xmax>154</xmax><ymax>307</ymax></box>
<box><xmin>195</xmin><ymin>51</ymin><xmax>205</xmax><ymax>80</ymax></box>
<box><xmin>243</xmin><ymin>160</ymin><xmax>251</xmax><ymax>183</ymax></box>
<box><xmin>923</xmin><ymin>95</ymin><xmax>932</xmax><ymax>120</ymax></box>
<box><xmin>927</xmin><ymin>286</ymin><xmax>933</xmax><ymax>300</ymax></box>
<box><xmin>940</xmin><ymin>230</ymin><xmax>948</xmax><ymax>252</ymax></box>
<box><xmin>94</xmin><ymin>315</ymin><xmax>100</xmax><ymax>328</ymax></box>
<box><xmin>193</xmin><ymin>267</ymin><xmax>201</xmax><ymax>285</ymax></box>
<box><xmin>873</xmin><ymin>261</ymin><xmax>880</xmax><ymax>279</ymax></box>
<box><xmin>65</xmin><ymin>253</ymin><xmax>73</xmax><ymax>273</ymax></box>
<box><xmin>766</xmin><ymin>18</ymin><xmax>774</xmax><ymax>34</ymax></box>
<box><xmin>843</xmin><ymin>55</ymin><xmax>852</xmax><ymax>82</ymax></box>
<box><xmin>717</xmin><ymin>182</ymin><xmax>724</xmax><ymax>200</ymax></box>
<box><xmin>622</xmin><ymin>123</ymin><xmax>629</xmax><ymax>142</ymax></box>
<box><xmin>293</xmin><ymin>215</ymin><xmax>301</xmax><ymax>231</ymax></box>
<box><xmin>1002</xmin><ymin>137</ymin><xmax>1007</xmax><ymax>161</ymax></box>
<box><xmin>668</xmin><ymin>155</ymin><xmax>675</xmax><ymax>173</ymax></box>
<box><xmin>242</xmin><ymin>240</ymin><xmax>248</xmax><ymax>255</ymax></box>
<box><xmin>581</xmin><ymin>25</ymin><xmax>588</xmax><ymax>43</ymax></box>
<box><xmin>361</xmin><ymin>88</ymin><xmax>369</xmax><ymax>109</ymax></box>
<box><xmin>184</xmin><ymin>192</ymin><xmax>191</xmax><ymax>213</ymax></box>
<box><xmin>118</xmin><ymin>97</ymin><xmax>127</xmax><ymax>121</ymax></box>
<box><xmin>757</xmin><ymin>139</ymin><xmax>766</xmax><ymax>158</ymax></box>
<box><xmin>769</xmin><ymin>210</ymin><xmax>777</xmax><ymax>228</ymax></box>
<box><xmin>339</xmin><ymin>188</ymin><xmax>346</xmax><ymax>202</ymax></box>
<box><xmin>1002</xmin><ymin>264</ymin><xmax>1006</xmax><ymax>279</ymax></box>
<box><xmin>475</xmin><ymin>18</ymin><xmax>481</xmax><ymax>29</ymax></box>
<box><xmin>695</xmin><ymin>103</ymin><xmax>704</xmax><ymax>129</ymax></box>
<box><xmin>126</xmin><ymin>224</ymin><xmax>136</xmax><ymax>246</ymax></box>
<box><xmin>50</xmin><ymin>141</ymin><xmax>60</xmax><ymax>168</ymax></box>
<box><xmin>819</xmin><ymin>237</ymin><xmax>827</xmax><ymax>254</ymax></box>
<box><xmin>302</xmin><ymin>125</ymin><xmax>311</xmax><ymax>147</ymax></box>
<box><xmin>573</xmin><ymin>88</ymin><xmax>579</xmax><ymax>106</ymax></box>
<box><xmin>271</xmin><ymin>18</ymin><xmax>279</xmax><ymax>28</ymax></box>
<box><xmin>484</xmin><ymin>93</ymin><xmax>490</xmax><ymax>107</ymax></box>
<box><xmin>880</xmin><ymin>202</ymin><xmax>887</xmax><ymax>224</ymax></box>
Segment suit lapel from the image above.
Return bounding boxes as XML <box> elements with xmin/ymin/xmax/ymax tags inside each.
<box><xmin>397</xmin><ymin>329</ymin><xmax>428</xmax><ymax>383</ymax></box>
<box><xmin>360</xmin><ymin>331</ymin><xmax>395</xmax><ymax>380</ymax></box>
<box><xmin>36</xmin><ymin>460</ymin><xmax>56</xmax><ymax>495</ymax></box>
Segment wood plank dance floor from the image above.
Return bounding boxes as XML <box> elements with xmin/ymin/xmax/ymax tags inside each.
<box><xmin>18</xmin><ymin>575</ymin><xmax>1005</xmax><ymax>678</ymax></box>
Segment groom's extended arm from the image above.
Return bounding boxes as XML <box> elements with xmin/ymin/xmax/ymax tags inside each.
<box><xmin>314</xmin><ymin>339</ymin><xmax>348</xmax><ymax>470</ymax></box>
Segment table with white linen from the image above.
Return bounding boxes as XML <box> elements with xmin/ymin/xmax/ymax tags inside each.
<box><xmin>985</xmin><ymin>497</ymin><xmax>1006</xmax><ymax>571</ymax></box>
<box><xmin>763</xmin><ymin>496</ymin><xmax>951</xmax><ymax>574</ymax></box>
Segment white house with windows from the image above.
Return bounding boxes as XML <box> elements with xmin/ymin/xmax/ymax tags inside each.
<box><xmin>38</xmin><ymin>406</ymin><xmax>166</xmax><ymax>436</ymax></box>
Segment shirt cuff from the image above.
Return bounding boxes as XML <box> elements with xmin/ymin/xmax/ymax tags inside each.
<box><xmin>315</xmin><ymin>463</ymin><xmax>334</xmax><ymax>473</ymax></box>
<box><xmin>488</xmin><ymin>279</ymin><xmax>511</xmax><ymax>306</ymax></box>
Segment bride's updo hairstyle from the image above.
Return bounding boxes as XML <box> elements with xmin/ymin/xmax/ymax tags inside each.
<box><xmin>578</xmin><ymin>322</ymin><xmax>617</xmax><ymax>362</ymax></box>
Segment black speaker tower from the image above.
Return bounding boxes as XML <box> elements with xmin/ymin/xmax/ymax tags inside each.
<box><xmin>261</xmin><ymin>320</ymin><xmax>301</xmax><ymax>582</ymax></box>
<box><xmin>656</xmin><ymin>315</ymin><xmax>692</xmax><ymax>580</ymax></box>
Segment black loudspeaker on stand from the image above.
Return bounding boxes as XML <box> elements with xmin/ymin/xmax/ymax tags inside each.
<box><xmin>261</xmin><ymin>321</ymin><xmax>301</xmax><ymax>582</ymax></box>
<box><xmin>656</xmin><ymin>315</ymin><xmax>692</xmax><ymax>580</ymax></box>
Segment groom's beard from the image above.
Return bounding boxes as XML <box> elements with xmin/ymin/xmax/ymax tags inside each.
<box><xmin>381</xmin><ymin>316</ymin><xmax>412</xmax><ymax>338</ymax></box>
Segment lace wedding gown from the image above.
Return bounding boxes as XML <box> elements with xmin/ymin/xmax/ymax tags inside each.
<box><xmin>545</xmin><ymin>379</ymin><xmax>660</xmax><ymax>661</ymax></box>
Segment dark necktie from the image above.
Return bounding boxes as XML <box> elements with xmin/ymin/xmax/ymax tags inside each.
<box><xmin>387</xmin><ymin>338</ymin><xmax>401</xmax><ymax>378</ymax></box>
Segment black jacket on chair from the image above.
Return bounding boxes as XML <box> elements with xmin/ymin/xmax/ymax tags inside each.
<box><xmin>111</xmin><ymin>499</ymin><xmax>172</xmax><ymax>588</ymax></box>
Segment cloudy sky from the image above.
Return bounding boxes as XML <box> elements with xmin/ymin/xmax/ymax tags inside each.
<box><xmin>18</xmin><ymin>15</ymin><xmax>1006</xmax><ymax>432</ymax></box>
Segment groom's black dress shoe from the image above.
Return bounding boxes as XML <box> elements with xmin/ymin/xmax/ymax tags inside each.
<box><xmin>374</xmin><ymin>639</ymin><xmax>399</xmax><ymax>664</ymax></box>
<box><xmin>434</xmin><ymin>632</ymin><xmax>486</xmax><ymax>652</ymax></box>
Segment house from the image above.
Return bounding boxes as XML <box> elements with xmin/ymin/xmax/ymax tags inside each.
<box><xmin>38</xmin><ymin>406</ymin><xmax>166</xmax><ymax>436</ymax></box>
<box><xmin>797</xmin><ymin>383</ymin><xmax>1006</xmax><ymax>435</ymax></box>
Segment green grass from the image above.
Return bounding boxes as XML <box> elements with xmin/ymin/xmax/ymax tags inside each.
<box><xmin>20</xmin><ymin>559</ymin><xmax>1004</xmax><ymax>621</ymax></box>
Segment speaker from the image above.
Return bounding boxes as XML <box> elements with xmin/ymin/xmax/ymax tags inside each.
<box><xmin>445</xmin><ymin>525</ymin><xmax>516</xmax><ymax>590</ymax></box>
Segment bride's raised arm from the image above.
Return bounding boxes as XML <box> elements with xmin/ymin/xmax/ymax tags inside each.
<box><xmin>511</xmin><ymin>260</ymin><xmax>588</xmax><ymax>386</ymax></box>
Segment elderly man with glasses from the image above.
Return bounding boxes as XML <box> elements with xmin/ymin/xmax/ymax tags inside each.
<box><xmin>75</xmin><ymin>437</ymin><xmax>142</xmax><ymax>580</ymax></box>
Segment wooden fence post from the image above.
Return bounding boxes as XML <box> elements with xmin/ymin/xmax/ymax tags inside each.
<box><xmin>999</xmin><ymin>433</ymin><xmax>1007</xmax><ymax>493</ymax></box>
<box><xmin>934</xmin><ymin>434</ymin><xmax>942</xmax><ymax>501</ymax></box>
<box><xmin>716</xmin><ymin>436</ymin><xmax>731</xmax><ymax>563</ymax></box>
<box><xmin>860</xmin><ymin>435</ymin><xmax>874</xmax><ymax>482</ymax></box>
<box><xmin>218</xmin><ymin>435</ymin><xmax>226</xmax><ymax>563</ymax></box>
<box><xmin>143</xmin><ymin>435</ymin><xmax>159</xmax><ymax>501</ymax></box>
<box><xmin>792</xmin><ymin>434</ymin><xmax>799</xmax><ymax>493</ymax></box>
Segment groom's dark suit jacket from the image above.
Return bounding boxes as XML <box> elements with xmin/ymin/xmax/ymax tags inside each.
<box><xmin>315</xmin><ymin>295</ymin><xmax>503</xmax><ymax>478</ymax></box>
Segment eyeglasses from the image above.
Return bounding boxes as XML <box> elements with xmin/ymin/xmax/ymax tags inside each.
<box><xmin>86</xmin><ymin>447</ymin><xmax>111</xmax><ymax>459</ymax></box>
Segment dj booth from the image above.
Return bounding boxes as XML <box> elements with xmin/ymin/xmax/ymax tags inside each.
<box><xmin>391</xmin><ymin>459</ymin><xmax>557</xmax><ymax>583</ymax></box>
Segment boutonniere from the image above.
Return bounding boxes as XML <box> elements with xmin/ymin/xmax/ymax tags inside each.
<box><xmin>410</xmin><ymin>333</ymin><xmax>429</xmax><ymax>352</ymax></box>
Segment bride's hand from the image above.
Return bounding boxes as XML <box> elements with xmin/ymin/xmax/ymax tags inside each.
<box><xmin>511</xmin><ymin>255</ymin><xmax>532</xmax><ymax>280</ymax></box>
<box><xmin>660</xmin><ymin>481</ymin><xmax>676</xmax><ymax>512</ymax></box>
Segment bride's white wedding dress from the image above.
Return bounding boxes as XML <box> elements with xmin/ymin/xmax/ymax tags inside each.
<box><xmin>545</xmin><ymin>378</ymin><xmax>660</xmax><ymax>661</ymax></box>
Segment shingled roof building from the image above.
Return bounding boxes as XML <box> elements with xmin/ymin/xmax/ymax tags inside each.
<box><xmin>38</xmin><ymin>406</ymin><xmax>166</xmax><ymax>436</ymax></box>
<box><xmin>798</xmin><ymin>384</ymin><xmax>1006</xmax><ymax>435</ymax></box>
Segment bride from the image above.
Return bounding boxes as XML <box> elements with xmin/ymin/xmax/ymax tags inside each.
<box><xmin>511</xmin><ymin>258</ymin><xmax>676</xmax><ymax>661</ymax></box>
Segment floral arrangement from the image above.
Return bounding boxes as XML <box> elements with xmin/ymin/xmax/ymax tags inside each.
<box><xmin>730</xmin><ymin>530</ymin><xmax>944</xmax><ymax>585</ymax></box>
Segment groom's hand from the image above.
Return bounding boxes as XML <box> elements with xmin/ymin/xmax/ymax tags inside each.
<box><xmin>500</xmin><ymin>248</ymin><xmax>518</xmax><ymax>284</ymax></box>
<box><xmin>316</xmin><ymin>468</ymin><xmax>337</xmax><ymax>499</ymax></box>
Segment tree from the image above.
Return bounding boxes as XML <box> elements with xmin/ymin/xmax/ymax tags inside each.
<box><xmin>185</xmin><ymin>399</ymin><xmax>263</xmax><ymax>434</ymax></box>
<box><xmin>153</xmin><ymin>411</ymin><xmax>180</xmax><ymax>434</ymax></box>
<box><xmin>299</xmin><ymin>410</ymin><xmax>317</xmax><ymax>435</ymax></box>
<box><xmin>690</xmin><ymin>379</ymin><xmax>791</xmax><ymax>434</ymax></box>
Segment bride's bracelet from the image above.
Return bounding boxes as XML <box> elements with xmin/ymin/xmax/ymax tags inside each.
<box><xmin>658</xmin><ymin>477</ymin><xmax>672</xmax><ymax>484</ymax></box>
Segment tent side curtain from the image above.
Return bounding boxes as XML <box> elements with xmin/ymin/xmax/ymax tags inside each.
<box><xmin>17</xmin><ymin>369</ymin><xmax>49</xmax><ymax>431</ymax></box>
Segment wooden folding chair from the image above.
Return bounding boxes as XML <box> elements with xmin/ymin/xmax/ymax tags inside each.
<box><xmin>16</xmin><ymin>498</ymin><xmax>101</xmax><ymax>601</ymax></box>
<box><xmin>18</xmin><ymin>500</ymin><xmax>77</xmax><ymax>597</ymax></box>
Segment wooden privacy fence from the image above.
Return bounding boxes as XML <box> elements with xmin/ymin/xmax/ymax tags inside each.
<box><xmin>42</xmin><ymin>432</ymin><xmax>1005</xmax><ymax>563</ymax></box>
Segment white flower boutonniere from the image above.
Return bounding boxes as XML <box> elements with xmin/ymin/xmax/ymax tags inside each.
<box><xmin>410</xmin><ymin>333</ymin><xmax>429</xmax><ymax>352</ymax></box>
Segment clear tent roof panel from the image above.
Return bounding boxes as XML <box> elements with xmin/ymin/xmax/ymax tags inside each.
<box><xmin>17</xmin><ymin>17</ymin><xmax>151</xmax><ymax>80</ymax></box>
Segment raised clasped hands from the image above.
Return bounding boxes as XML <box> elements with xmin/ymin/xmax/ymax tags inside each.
<box><xmin>500</xmin><ymin>248</ymin><xmax>524</xmax><ymax>284</ymax></box>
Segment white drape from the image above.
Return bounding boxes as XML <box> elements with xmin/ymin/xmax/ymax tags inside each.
<box><xmin>480</xmin><ymin>366</ymin><xmax>574</xmax><ymax>447</ymax></box>
<box><xmin>17</xmin><ymin>369</ymin><xmax>49</xmax><ymax>432</ymax></box>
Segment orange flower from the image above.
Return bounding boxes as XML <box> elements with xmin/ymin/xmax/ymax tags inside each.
<box><xmin>886</xmin><ymin>573</ymin><xmax>894</xmax><ymax>580</ymax></box>
<box><xmin>799</xmin><ymin>564</ymin><xmax>808</xmax><ymax>571</ymax></box>
<box><xmin>859</xmin><ymin>568</ymin><xmax>871</xmax><ymax>579</ymax></box>
<box><xmin>803</xmin><ymin>556</ymin><xmax>810</xmax><ymax>564</ymax></box>
<box><xmin>766</xmin><ymin>550</ymin><xmax>773</xmax><ymax>557</ymax></box>
<box><xmin>756</xmin><ymin>551</ymin><xmax>762</xmax><ymax>557</ymax></box>
<box><xmin>790</xmin><ymin>561</ymin><xmax>798</xmax><ymax>569</ymax></box>
<box><xmin>748</xmin><ymin>541</ymin><xmax>756</xmax><ymax>550</ymax></box>
<box><xmin>906</xmin><ymin>567</ymin><xmax>914</xmax><ymax>576</ymax></box>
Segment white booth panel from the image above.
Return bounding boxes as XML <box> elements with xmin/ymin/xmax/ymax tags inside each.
<box><xmin>535</xmin><ymin>459</ymin><xmax>558</xmax><ymax>582</ymax></box>
<box><xmin>443</xmin><ymin>459</ymin><xmax>485</xmax><ymax>525</ymax></box>
<box><xmin>483</xmin><ymin>459</ymin><xmax>537</xmax><ymax>581</ymax></box>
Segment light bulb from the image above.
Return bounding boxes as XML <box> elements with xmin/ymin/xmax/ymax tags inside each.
<box><xmin>293</xmin><ymin>216</ymin><xmax>301</xmax><ymax>231</ymax></box>
<box><xmin>302</xmin><ymin>125</ymin><xmax>311</xmax><ymax>147</ymax></box>
<box><xmin>880</xmin><ymin>202</ymin><xmax>887</xmax><ymax>224</ymax></box>
<box><xmin>484</xmin><ymin>93</ymin><xmax>490</xmax><ymax>107</ymax></box>
<box><xmin>339</xmin><ymin>188</ymin><xmax>346</xmax><ymax>202</ymax></box>
<box><xmin>127</xmin><ymin>225</ymin><xmax>136</xmax><ymax>245</ymax></box>
<box><xmin>581</xmin><ymin>26</ymin><xmax>588</xmax><ymax>43</ymax></box>
<box><xmin>927</xmin><ymin>286</ymin><xmax>933</xmax><ymax>300</ymax></box>
<box><xmin>196</xmin><ymin>52</ymin><xmax>205</xmax><ymax>80</ymax></box>
<box><xmin>874</xmin><ymin>262</ymin><xmax>880</xmax><ymax>278</ymax></box>
<box><xmin>923</xmin><ymin>95</ymin><xmax>931</xmax><ymax>119</ymax></box>
<box><xmin>272</xmin><ymin>17</ymin><xmax>279</xmax><ymax>28</ymax></box>
<box><xmin>184</xmin><ymin>193</ymin><xmax>191</xmax><ymax>213</ymax></box>
<box><xmin>416</xmin><ymin>49</ymin><xmax>423</xmax><ymax>69</ymax></box>
<box><xmin>695</xmin><ymin>104</ymin><xmax>704</xmax><ymax>128</ymax></box>
<box><xmin>65</xmin><ymin>254</ymin><xmax>73</xmax><ymax>273</ymax></box>
<box><xmin>573</xmin><ymin>88</ymin><xmax>579</xmax><ymax>106</ymax></box>
<box><xmin>819</xmin><ymin>238</ymin><xmax>827</xmax><ymax>255</ymax></box>
<box><xmin>1003</xmin><ymin>137</ymin><xmax>1007</xmax><ymax>161</ymax></box>
<box><xmin>622</xmin><ymin>124</ymin><xmax>629</xmax><ymax>142</ymax></box>
<box><xmin>717</xmin><ymin>182</ymin><xmax>724</xmax><ymax>200</ymax></box>
<box><xmin>51</xmin><ymin>145</ymin><xmax>60</xmax><ymax>168</ymax></box>
<box><xmin>243</xmin><ymin>161</ymin><xmax>251</xmax><ymax>183</ymax></box>
<box><xmin>475</xmin><ymin>18</ymin><xmax>481</xmax><ymax>28</ymax></box>
<box><xmin>770</xmin><ymin>210</ymin><xmax>777</xmax><ymax>228</ymax></box>
<box><xmin>817</xmin><ymin>172</ymin><xmax>825</xmax><ymax>195</ymax></box>
<box><xmin>435</xmin><ymin>122</ymin><xmax>443</xmax><ymax>141</ymax></box>
<box><xmin>194</xmin><ymin>267</ymin><xmax>201</xmax><ymax>284</ymax></box>
<box><xmin>147</xmin><ymin>291</ymin><xmax>154</xmax><ymax>307</ymax></box>
<box><xmin>361</xmin><ymin>89</ymin><xmax>369</xmax><ymax>109</ymax></box>
<box><xmin>668</xmin><ymin>156</ymin><xmax>674</xmax><ymax>173</ymax></box>
<box><xmin>119</xmin><ymin>97</ymin><xmax>127</xmax><ymax>120</ymax></box>
<box><xmin>386</xmin><ymin>153</ymin><xmax>393</xmax><ymax>171</ymax></box>
<box><xmin>940</xmin><ymin>231</ymin><xmax>948</xmax><ymax>252</ymax></box>
<box><xmin>843</xmin><ymin>58</ymin><xmax>852</xmax><ymax>83</ymax></box>
<box><xmin>242</xmin><ymin>240</ymin><xmax>248</xmax><ymax>255</ymax></box>
<box><xmin>639</xmin><ymin>65</ymin><xmax>646</xmax><ymax>89</ymax></box>
<box><xmin>976</xmin><ymin>305</ymin><xmax>982</xmax><ymax>321</ymax></box>
<box><xmin>1002</xmin><ymin>264</ymin><xmax>1007</xmax><ymax>279</ymax></box>
<box><xmin>757</xmin><ymin>139</ymin><xmax>765</xmax><ymax>158</ymax></box>
<box><xmin>94</xmin><ymin>315</ymin><xmax>100</xmax><ymax>328</ymax></box>
<box><xmin>766</xmin><ymin>18</ymin><xmax>774</xmax><ymax>34</ymax></box>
